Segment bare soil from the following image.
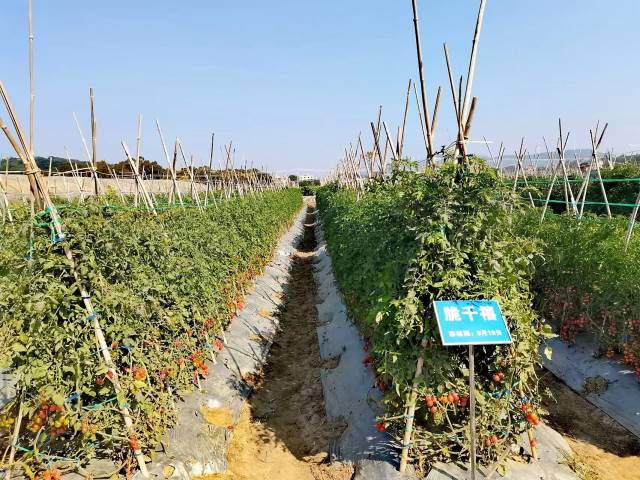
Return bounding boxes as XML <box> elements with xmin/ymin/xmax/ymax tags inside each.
<box><xmin>209</xmin><ymin>205</ymin><xmax>353</xmax><ymax>480</ymax></box>
<box><xmin>540</xmin><ymin>369</ymin><xmax>640</xmax><ymax>480</ymax></box>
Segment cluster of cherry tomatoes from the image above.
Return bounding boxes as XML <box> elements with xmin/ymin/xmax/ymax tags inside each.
<box><xmin>521</xmin><ymin>403</ymin><xmax>540</xmax><ymax>426</ymax></box>
<box><xmin>423</xmin><ymin>391</ymin><xmax>469</xmax><ymax>415</ymax></box>
<box><xmin>95</xmin><ymin>370</ymin><xmax>114</xmax><ymax>386</ymax></box>
<box><xmin>623</xmin><ymin>344</ymin><xmax>637</xmax><ymax>365</ymax></box>
<box><xmin>622</xmin><ymin>339</ymin><xmax>640</xmax><ymax>380</ymax></box>
<box><xmin>35</xmin><ymin>468</ymin><xmax>61</xmax><ymax>480</ymax></box>
<box><xmin>546</xmin><ymin>286</ymin><xmax>640</xmax><ymax>372</ymax></box>
<box><xmin>191</xmin><ymin>351</ymin><xmax>209</xmax><ymax>379</ymax></box>
<box><xmin>80</xmin><ymin>416</ymin><xmax>98</xmax><ymax>436</ymax></box>
<box><xmin>492</xmin><ymin>371</ymin><xmax>506</xmax><ymax>383</ymax></box>
<box><xmin>128</xmin><ymin>434</ymin><xmax>140</xmax><ymax>451</ymax></box>
<box><xmin>132</xmin><ymin>366</ymin><xmax>146</xmax><ymax>381</ymax></box>
<box><xmin>158</xmin><ymin>366</ymin><xmax>177</xmax><ymax>382</ymax></box>
<box><xmin>27</xmin><ymin>402</ymin><xmax>68</xmax><ymax>438</ymax></box>
<box><xmin>479</xmin><ymin>434</ymin><xmax>498</xmax><ymax>447</ymax></box>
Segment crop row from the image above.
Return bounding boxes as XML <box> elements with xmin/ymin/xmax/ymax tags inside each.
<box><xmin>0</xmin><ymin>188</ymin><xmax>302</xmax><ymax>475</ymax></box>
<box><xmin>515</xmin><ymin>210</ymin><xmax>640</xmax><ymax>378</ymax></box>
<box><xmin>317</xmin><ymin>161</ymin><xmax>550</xmax><ymax>473</ymax></box>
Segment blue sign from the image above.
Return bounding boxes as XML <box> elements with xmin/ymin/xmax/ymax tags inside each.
<box><xmin>433</xmin><ymin>300</ymin><xmax>512</xmax><ymax>346</ymax></box>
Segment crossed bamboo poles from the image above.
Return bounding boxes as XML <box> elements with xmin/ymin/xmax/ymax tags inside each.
<box><xmin>0</xmin><ymin>79</ymin><xmax>283</xmax><ymax>480</ymax></box>
<box><xmin>0</xmin><ymin>117</ymin><xmax>282</xmax><ymax>214</ymax></box>
<box><xmin>330</xmin><ymin>2</ymin><xmax>483</xmax><ymax>191</ymax></box>
<box><xmin>0</xmin><ymin>80</ymin><xmax>151</xmax><ymax>478</ymax></box>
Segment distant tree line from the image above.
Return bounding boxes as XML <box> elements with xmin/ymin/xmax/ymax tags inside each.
<box><xmin>0</xmin><ymin>156</ymin><xmax>272</xmax><ymax>181</ymax></box>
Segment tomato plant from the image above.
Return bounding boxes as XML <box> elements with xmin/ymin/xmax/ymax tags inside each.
<box><xmin>318</xmin><ymin>159</ymin><xmax>552</xmax><ymax>472</ymax></box>
<box><xmin>515</xmin><ymin>209</ymin><xmax>640</xmax><ymax>378</ymax></box>
<box><xmin>0</xmin><ymin>188</ymin><xmax>302</xmax><ymax>474</ymax></box>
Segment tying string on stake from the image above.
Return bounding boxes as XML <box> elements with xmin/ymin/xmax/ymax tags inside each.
<box><xmin>11</xmin><ymin>443</ymin><xmax>82</xmax><ymax>467</ymax></box>
<box><xmin>32</xmin><ymin>205</ymin><xmax>66</xmax><ymax>243</ymax></box>
<box><xmin>62</xmin><ymin>393</ymin><xmax>129</xmax><ymax>412</ymax></box>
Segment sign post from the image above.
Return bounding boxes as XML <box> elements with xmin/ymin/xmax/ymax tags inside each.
<box><xmin>433</xmin><ymin>299</ymin><xmax>512</xmax><ymax>480</ymax></box>
<box><xmin>468</xmin><ymin>344</ymin><xmax>476</xmax><ymax>480</ymax></box>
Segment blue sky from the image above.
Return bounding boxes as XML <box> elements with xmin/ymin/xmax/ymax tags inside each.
<box><xmin>2</xmin><ymin>1</ymin><xmax>639</xmax><ymax>175</ymax></box>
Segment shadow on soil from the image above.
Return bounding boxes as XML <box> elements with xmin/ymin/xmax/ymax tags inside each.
<box><xmin>245</xmin><ymin>205</ymin><xmax>351</xmax><ymax>468</ymax></box>
<box><xmin>540</xmin><ymin>368</ymin><xmax>640</xmax><ymax>457</ymax></box>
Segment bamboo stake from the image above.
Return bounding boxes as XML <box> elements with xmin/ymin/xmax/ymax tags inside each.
<box><xmin>47</xmin><ymin>155</ymin><xmax>53</xmax><ymax>196</ymax></box>
<box><xmin>370</xmin><ymin>122</ymin><xmax>384</xmax><ymax>177</ymax></box>
<box><xmin>177</xmin><ymin>140</ymin><xmax>202</xmax><ymax>209</ymax></box>
<box><xmin>5</xmin><ymin>155</ymin><xmax>10</xmax><ymax>194</ymax></box>
<box><xmin>107</xmin><ymin>165</ymin><xmax>126</xmax><ymax>203</ymax></box>
<box><xmin>443</xmin><ymin>43</ymin><xmax>468</xmax><ymax>161</ymax></box>
<box><xmin>496</xmin><ymin>143</ymin><xmax>505</xmax><ymax>173</ymax></box>
<box><xmin>590</xmin><ymin>126</ymin><xmax>612</xmax><ymax>218</ymax></box>
<box><xmin>464</xmin><ymin>97</ymin><xmax>478</xmax><ymax>139</ymax></box>
<box><xmin>89</xmin><ymin>88</ymin><xmax>100</xmax><ymax>196</ymax></box>
<box><xmin>61</xmin><ymin>169</ymin><xmax>70</xmax><ymax>200</ymax></box>
<box><xmin>0</xmin><ymin>126</ymin><xmax>39</xmax><ymax>204</ymax></box>
<box><xmin>383</xmin><ymin>121</ymin><xmax>399</xmax><ymax>164</ymax></box>
<box><xmin>461</xmin><ymin>0</ymin><xmax>487</xmax><ymax>125</ymax></box>
<box><xmin>221</xmin><ymin>145</ymin><xmax>231</xmax><ymax>199</ymax></box>
<box><xmin>72</xmin><ymin>112</ymin><xmax>96</xmax><ymax>193</ymax></box>
<box><xmin>134</xmin><ymin>114</ymin><xmax>143</xmax><ymax>207</ymax></box>
<box><xmin>399</xmin><ymin>339</ymin><xmax>427</xmax><ymax>473</ymax></box>
<box><xmin>381</xmin><ymin>130</ymin><xmax>389</xmax><ymax>175</ymax></box>
<box><xmin>556</xmin><ymin>121</ymin><xmax>578</xmax><ymax>214</ymax></box>
<box><xmin>205</xmin><ymin>132</ymin><xmax>215</xmax><ymax>206</ymax></box>
<box><xmin>28</xmin><ymin>0</ymin><xmax>34</xmax><ymax>155</ymax></box>
<box><xmin>0</xmin><ymin>81</ymin><xmax>150</xmax><ymax>478</ymax></box>
<box><xmin>410</xmin><ymin>0</ymin><xmax>433</xmax><ymax>158</ymax></box>
<box><xmin>155</xmin><ymin>120</ymin><xmax>183</xmax><ymax>207</ymax></box>
<box><xmin>411</xmin><ymin>82</ymin><xmax>430</xmax><ymax>163</ymax></box>
<box><xmin>513</xmin><ymin>140</ymin><xmax>535</xmax><ymax>207</ymax></box>
<box><xmin>458</xmin><ymin>76</ymin><xmax>463</xmax><ymax>129</ymax></box>
<box><xmin>65</xmin><ymin>147</ymin><xmax>84</xmax><ymax>201</ymax></box>
<box><xmin>190</xmin><ymin>156</ymin><xmax>194</xmax><ymax>198</ymax></box>
<box><xmin>122</xmin><ymin>141</ymin><xmax>156</xmax><ymax>213</ymax></box>
<box><xmin>431</xmin><ymin>86</ymin><xmax>442</xmax><ymax>136</ymax></box>
<box><xmin>483</xmin><ymin>137</ymin><xmax>495</xmax><ymax>165</ymax></box>
<box><xmin>577</xmin><ymin>160</ymin><xmax>593</xmax><ymax>218</ymax></box>
<box><xmin>4</xmin><ymin>392</ymin><xmax>24</xmax><ymax>480</ymax></box>
<box><xmin>399</xmin><ymin>79</ymin><xmax>412</xmax><ymax>158</ymax></box>
<box><xmin>375</xmin><ymin>106</ymin><xmax>382</xmax><ymax>148</ymax></box>
<box><xmin>358</xmin><ymin>134</ymin><xmax>372</xmax><ymax>179</ymax></box>
<box><xmin>540</xmin><ymin>137</ymin><xmax>561</xmax><ymax>221</ymax></box>
<box><xmin>624</xmin><ymin>189</ymin><xmax>640</xmax><ymax>247</ymax></box>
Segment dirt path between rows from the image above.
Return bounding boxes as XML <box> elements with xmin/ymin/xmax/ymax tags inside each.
<box><xmin>204</xmin><ymin>203</ymin><xmax>640</xmax><ymax>480</ymax></box>
<box><xmin>210</xmin><ymin>204</ymin><xmax>353</xmax><ymax>480</ymax></box>
<box><xmin>540</xmin><ymin>369</ymin><xmax>640</xmax><ymax>480</ymax></box>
